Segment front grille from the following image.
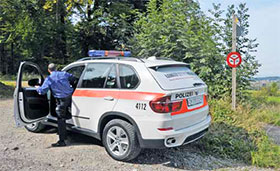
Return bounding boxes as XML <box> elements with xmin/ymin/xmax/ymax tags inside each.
<box><xmin>183</xmin><ymin>128</ymin><xmax>208</xmax><ymax>144</ymax></box>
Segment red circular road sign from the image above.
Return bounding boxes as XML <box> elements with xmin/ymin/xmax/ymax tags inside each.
<box><xmin>226</xmin><ymin>52</ymin><xmax>242</xmax><ymax>68</ymax></box>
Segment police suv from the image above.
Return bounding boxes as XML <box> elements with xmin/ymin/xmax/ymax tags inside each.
<box><xmin>14</xmin><ymin>50</ymin><xmax>211</xmax><ymax>161</ymax></box>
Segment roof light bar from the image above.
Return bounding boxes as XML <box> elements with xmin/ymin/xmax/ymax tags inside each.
<box><xmin>88</xmin><ymin>50</ymin><xmax>131</xmax><ymax>57</ymax></box>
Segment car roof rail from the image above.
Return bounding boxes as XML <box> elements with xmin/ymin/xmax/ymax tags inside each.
<box><xmin>146</xmin><ymin>56</ymin><xmax>175</xmax><ymax>61</ymax></box>
<box><xmin>77</xmin><ymin>56</ymin><xmax>145</xmax><ymax>63</ymax></box>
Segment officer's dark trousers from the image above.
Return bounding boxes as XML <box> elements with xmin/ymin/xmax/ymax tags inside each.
<box><xmin>56</xmin><ymin>95</ymin><xmax>72</xmax><ymax>142</ymax></box>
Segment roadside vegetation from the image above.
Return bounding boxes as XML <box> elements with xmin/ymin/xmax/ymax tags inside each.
<box><xmin>0</xmin><ymin>81</ymin><xmax>14</xmax><ymax>98</ymax></box>
<box><xmin>0</xmin><ymin>73</ymin><xmax>29</xmax><ymax>98</ymax></box>
<box><xmin>197</xmin><ymin>86</ymin><xmax>280</xmax><ymax>168</ymax></box>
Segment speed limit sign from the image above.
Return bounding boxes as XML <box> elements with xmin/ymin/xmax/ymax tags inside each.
<box><xmin>226</xmin><ymin>52</ymin><xmax>242</xmax><ymax>68</ymax></box>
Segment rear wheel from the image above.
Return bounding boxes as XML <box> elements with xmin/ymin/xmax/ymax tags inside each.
<box><xmin>102</xmin><ymin>119</ymin><xmax>141</xmax><ymax>161</ymax></box>
<box><xmin>24</xmin><ymin>122</ymin><xmax>46</xmax><ymax>133</ymax></box>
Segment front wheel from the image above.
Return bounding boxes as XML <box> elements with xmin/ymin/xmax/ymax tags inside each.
<box><xmin>24</xmin><ymin>122</ymin><xmax>46</xmax><ymax>133</ymax></box>
<box><xmin>102</xmin><ymin>119</ymin><xmax>141</xmax><ymax>161</ymax></box>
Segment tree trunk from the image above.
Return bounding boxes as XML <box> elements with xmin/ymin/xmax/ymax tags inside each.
<box><xmin>11</xmin><ymin>42</ymin><xmax>14</xmax><ymax>74</ymax></box>
<box><xmin>0</xmin><ymin>44</ymin><xmax>4</xmax><ymax>74</ymax></box>
<box><xmin>54</xmin><ymin>0</ymin><xmax>67</xmax><ymax>64</ymax></box>
<box><xmin>60</xmin><ymin>10</ymin><xmax>67</xmax><ymax>64</ymax></box>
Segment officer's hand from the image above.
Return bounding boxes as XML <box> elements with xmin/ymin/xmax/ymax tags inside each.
<box><xmin>35</xmin><ymin>85</ymin><xmax>40</xmax><ymax>88</ymax></box>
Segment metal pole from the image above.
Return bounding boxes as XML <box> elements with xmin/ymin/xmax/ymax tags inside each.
<box><xmin>232</xmin><ymin>14</ymin><xmax>237</xmax><ymax>110</ymax></box>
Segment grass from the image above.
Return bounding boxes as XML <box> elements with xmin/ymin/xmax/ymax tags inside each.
<box><xmin>0</xmin><ymin>81</ymin><xmax>15</xmax><ymax>98</ymax></box>
<box><xmin>1</xmin><ymin>80</ymin><xmax>28</xmax><ymax>88</ymax></box>
<box><xmin>267</xmin><ymin>96</ymin><xmax>280</xmax><ymax>104</ymax></box>
<box><xmin>1</xmin><ymin>80</ymin><xmax>17</xmax><ymax>87</ymax></box>
<box><xmin>0</xmin><ymin>80</ymin><xmax>28</xmax><ymax>98</ymax></box>
<box><xmin>196</xmin><ymin>92</ymin><xmax>280</xmax><ymax>168</ymax></box>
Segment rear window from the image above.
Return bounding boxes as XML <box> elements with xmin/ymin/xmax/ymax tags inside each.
<box><xmin>119</xmin><ymin>65</ymin><xmax>139</xmax><ymax>89</ymax></box>
<box><xmin>149</xmin><ymin>65</ymin><xmax>203</xmax><ymax>90</ymax></box>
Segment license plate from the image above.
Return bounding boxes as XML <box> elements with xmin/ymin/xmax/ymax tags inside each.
<box><xmin>187</xmin><ymin>95</ymin><xmax>203</xmax><ymax>107</ymax></box>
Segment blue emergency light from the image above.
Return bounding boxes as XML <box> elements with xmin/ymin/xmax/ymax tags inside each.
<box><xmin>88</xmin><ymin>50</ymin><xmax>131</xmax><ymax>57</ymax></box>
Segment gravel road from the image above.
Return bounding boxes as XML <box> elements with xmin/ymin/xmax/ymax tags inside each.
<box><xmin>0</xmin><ymin>98</ymin><xmax>274</xmax><ymax>171</ymax></box>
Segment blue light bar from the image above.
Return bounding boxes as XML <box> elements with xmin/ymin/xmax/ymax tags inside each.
<box><xmin>88</xmin><ymin>50</ymin><xmax>131</xmax><ymax>57</ymax></box>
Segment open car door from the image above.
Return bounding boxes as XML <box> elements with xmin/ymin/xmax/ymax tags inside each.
<box><xmin>14</xmin><ymin>62</ymin><xmax>49</xmax><ymax>127</ymax></box>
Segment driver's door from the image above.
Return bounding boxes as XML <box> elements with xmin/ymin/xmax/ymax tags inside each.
<box><xmin>14</xmin><ymin>62</ymin><xmax>49</xmax><ymax>127</ymax></box>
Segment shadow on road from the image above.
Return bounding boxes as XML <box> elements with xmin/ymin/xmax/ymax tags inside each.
<box><xmin>42</xmin><ymin>127</ymin><xmax>103</xmax><ymax>147</ymax></box>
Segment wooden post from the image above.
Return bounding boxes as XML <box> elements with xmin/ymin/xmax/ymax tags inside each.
<box><xmin>232</xmin><ymin>14</ymin><xmax>237</xmax><ymax>110</ymax></box>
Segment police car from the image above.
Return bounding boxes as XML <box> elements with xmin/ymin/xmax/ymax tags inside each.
<box><xmin>14</xmin><ymin>50</ymin><xmax>211</xmax><ymax>161</ymax></box>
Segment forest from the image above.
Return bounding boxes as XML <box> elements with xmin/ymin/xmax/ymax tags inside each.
<box><xmin>0</xmin><ymin>0</ymin><xmax>260</xmax><ymax>97</ymax></box>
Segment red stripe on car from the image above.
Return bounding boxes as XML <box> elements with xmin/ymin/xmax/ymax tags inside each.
<box><xmin>73</xmin><ymin>89</ymin><xmax>165</xmax><ymax>101</ymax></box>
<box><xmin>171</xmin><ymin>95</ymin><xmax>208</xmax><ymax>116</ymax></box>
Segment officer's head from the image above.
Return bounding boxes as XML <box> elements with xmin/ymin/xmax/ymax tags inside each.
<box><xmin>48</xmin><ymin>63</ymin><xmax>56</xmax><ymax>73</ymax></box>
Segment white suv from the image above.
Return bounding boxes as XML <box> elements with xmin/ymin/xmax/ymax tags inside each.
<box><xmin>14</xmin><ymin>55</ymin><xmax>211</xmax><ymax>161</ymax></box>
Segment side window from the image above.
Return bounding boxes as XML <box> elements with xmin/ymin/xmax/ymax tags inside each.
<box><xmin>65</xmin><ymin>65</ymin><xmax>85</xmax><ymax>88</ymax></box>
<box><xmin>81</xmin><ymin>63</ymin><xmax>112</xmax><ymax>88</ymax></box>
<box><xmin>105</xmin><ymin>65</ymin><xmax>117</xmax><ymax>88</ymax></box>
<box><xmin>21</xmin><ymin>65</ymin><xmax>42</xmax><ymax>88</ymax></box>
<box><xmin>66</xmin><ymin>65</ymin><xmax>85</xmax><ymax>79</ymax></box>
<box><xmin>119</xmin><ymin>65</ymin><xmax>139</xmax><ymax>89</ymax></box>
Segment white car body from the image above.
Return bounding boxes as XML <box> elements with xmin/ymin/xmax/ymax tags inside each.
<box><xmin>14</xmin><ymin>56</ymin><xmax>211</xmax><ymax>160</ymax></box>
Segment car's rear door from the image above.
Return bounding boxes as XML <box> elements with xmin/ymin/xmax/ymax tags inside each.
<box><xmin>14</xmin><ymin>62</ymin><xmax>49</xmax><ymax>127</ymax></box>
<box><xmin>148</xmin><ymin>64</ymin><xmax>208</xmax><ymax>130</ymax></box>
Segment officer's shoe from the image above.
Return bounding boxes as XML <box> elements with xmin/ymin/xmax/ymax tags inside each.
<box><xmin>51</xmin><ymin>140</ymin><xmax>66</xmax><ymax>147</ymax></box>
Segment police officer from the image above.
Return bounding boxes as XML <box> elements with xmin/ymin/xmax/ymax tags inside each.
<box><xmin>36</xmin><ymin>63</ymin><xmax>75</xmax><ymax>147</ymax></box>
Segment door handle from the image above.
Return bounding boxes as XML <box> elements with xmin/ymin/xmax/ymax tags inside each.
<box><xmin>104</xmin><ymin>96</ymin><xmax>114</xmax><ymax>101</ymax></box>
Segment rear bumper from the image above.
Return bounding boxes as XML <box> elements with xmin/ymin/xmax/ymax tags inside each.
<box><xmin>139</xmin><ymin>114</ymin><xmax>211</xmax><ymax>148</ymax></box>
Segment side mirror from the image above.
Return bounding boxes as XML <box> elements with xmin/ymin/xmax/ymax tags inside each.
<box><xmin>28</xmin><ymin>78</ymin><xmax>40</xmax><ymax>87</ymax></box>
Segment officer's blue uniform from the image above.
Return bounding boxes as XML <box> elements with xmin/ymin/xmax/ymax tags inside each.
<box><xmin>37</xmin><ymin>71</ymin><xmax>74</xmax><ymax>98</ymax></box>
<box><xmin>37</xmin><ymin>71</ymin><xmax>75</xmax><ymax>145</ymax></box>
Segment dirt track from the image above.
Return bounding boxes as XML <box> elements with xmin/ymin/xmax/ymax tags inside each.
<box><xmin>0</xmin><ymin>98</ymin><xmax>274</xmax><ymax>171</ymax></box>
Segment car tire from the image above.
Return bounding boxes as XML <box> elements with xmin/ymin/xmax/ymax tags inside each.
<box><xmin>102</xmin><ymin>119</ymin><xmax>141</xmax><ymax>161</ymax></box>
<box><xmin>24</xmin><ymin>122</ymin><xmax>46</xmax><ymax>133</ymax></box>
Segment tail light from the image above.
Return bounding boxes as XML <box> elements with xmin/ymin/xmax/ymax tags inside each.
<box><xmin>149</xmin><ymin>96</ymin><xmax>182</xmax><ymax>113</ymax></box>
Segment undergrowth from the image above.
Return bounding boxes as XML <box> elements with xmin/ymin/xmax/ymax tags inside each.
<box><xmin>198</xmin><ymin>94</ymin><xmax>280</xmax><ymax>168</ymax></box>
<box><xmin>0</xmin><ymin>81</ymin><xmax>14</xmax><ymax>98</ymax></box>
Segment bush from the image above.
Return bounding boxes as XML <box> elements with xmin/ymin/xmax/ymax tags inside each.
<box><xmin>0</xmin><ymin>81</ymin><xmax>14</xmax><ymax>98</ymax></box>
<box><xmin>252</xmin><ymin>136</ymin><xmax>280</xmax><ymax>167</ymax></box>
<box><xmin>198</xmin><ymin>97</ymin><xmax>280</xmax><ymax>167</ymax></box>
<box><xmin>0</xmin><ymin>74</ymin><xmax>16</xmax><ymax>81</ymax></box>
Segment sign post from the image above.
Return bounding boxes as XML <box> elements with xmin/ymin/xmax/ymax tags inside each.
<box><xmin>232</xmin><ymin>14</ymin><xmax>237</xmax><ymax>110</ymax></box>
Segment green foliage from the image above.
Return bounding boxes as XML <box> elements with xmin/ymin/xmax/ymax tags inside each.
<box><xmin>200</xmin><ymin>98</ymin><xmax>257</xmax><ymax>163</ymax></box>
<box><xmin>1</xmin><ymin>1</ymin><xmax>260</xmax><ymax>99</ymax></box>
<box><xmin>0</xmin><ymin>81</ymin><xmax>14</xmax><ymax>98</ymax></box>
<box><xmin>0</xmin><ymin>0</ymin><xmax>146</xmax><ymax>75</ymax></box>
<box><xmin>198</xmin><ymin>96</ymin><xmax>280</xmax><ymax>167</ymax></box>
<box><xmin>269</xmin><ymin>82</ymin><xmax>279</xmax><ymax>96</ymax></box>
<box><xmin>267</xmin><ymin>96</ymin><xmax>280</xmax><ymax>104</ymax></box>
<box><xmin>130</xmin><ymin>1</ymin><xmax>260</xmax><ymax>99</ymax></box>
<box><xmin>0</xmin><ymin>74</ymin><xmax>16</xmax><ymax>81</ymax></box>
<box><xmin>131</xmin><ymin>0</ymin><xmax>228</xmax><ymax>97</ymax></box>
<box><xmin>261</xmin><ymin>84</ymin><xmax>279</xmax><ymax>97</ymax></box>
<box><xmin>252</xmin><ymin>136</ymin><xmax>280</xmax><ymax>167</ymax></box>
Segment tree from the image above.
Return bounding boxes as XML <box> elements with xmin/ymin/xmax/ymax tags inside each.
<box><xmin>269</xmin><ymin>82</ymin><xmax>279</xmax><ymax>96</ymax></box>
<box><xmin>69</xmin><ymin>0</ymin><xmax>139</xmax><ymax>58</ymax></box>
<box><xmin>131</xmin><ymin>0</ymin><xmax>260</xmax><ymax>98</ymax></box>
<box><xmin>0</xmin><ymin>0</ymin><xmax>60</xmax><ymax>73</ymax></box>
<box><xmin>0</xmin><ymin>0</ymin><xmax>145</xmax><ymax>74</ymax></box>
<box><xmin>131</xmin><ymin>0</ymin><xmax>228</xmax><ymax>97</ymax></box>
